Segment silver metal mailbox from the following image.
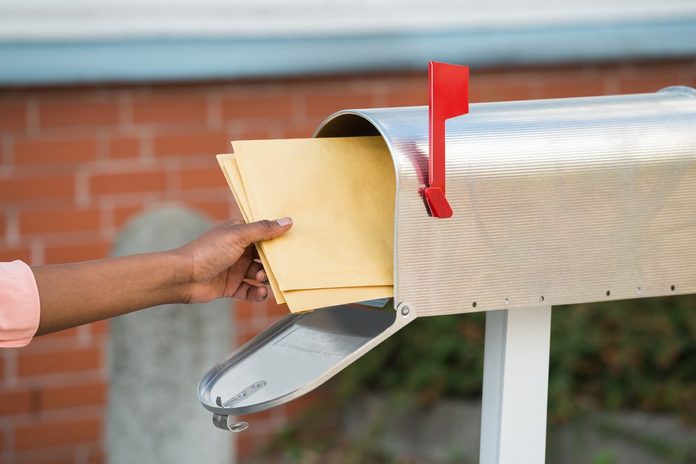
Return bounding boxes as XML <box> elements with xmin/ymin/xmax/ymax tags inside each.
<box><xmin>199</xmin><ymin>85</ymin><xmax>696</xmax><ymax>442</ymax></box>
<box><xmin>318</xmin><ymin>85</ymin><xmax>696</xmax><ymax>315</ymax></box>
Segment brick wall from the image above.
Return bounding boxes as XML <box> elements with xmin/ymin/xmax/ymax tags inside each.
<box><xmin>1</xmin><ymin>58</ymin><xmax>695</xmax><ymax>464</ymax></box>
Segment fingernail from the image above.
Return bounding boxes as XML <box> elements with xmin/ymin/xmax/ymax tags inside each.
<box><xmin>276</xmin><ymin>217</ymin><xmax>293</xmax><ymax>227</ymax></box>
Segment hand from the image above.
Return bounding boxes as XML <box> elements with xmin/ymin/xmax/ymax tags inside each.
<box><xmin>174</xmin><ymin>217</ymin><xmax>292</xmax><ymax>304</ymax></box>
<box><xmin>30</xmin><ymin>216</ymin><xmax>293</xmax><ymax>336</ymax></box>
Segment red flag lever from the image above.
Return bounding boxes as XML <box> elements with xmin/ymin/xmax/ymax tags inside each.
<box><xmin>424</xmin><ymin>61</ymin><xmax>469</xmax><ymax>218</ymax></box>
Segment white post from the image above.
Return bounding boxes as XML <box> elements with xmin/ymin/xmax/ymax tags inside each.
<box><xmin>479</xmin><ymin>306</ymin><xmax>552</xmax><ymax>464</ymax></box>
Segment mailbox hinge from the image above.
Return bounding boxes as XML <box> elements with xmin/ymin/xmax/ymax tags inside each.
<box><xmin>425</xmin><ymin>61</ymin><xmax>469</xmax><ymax>219</ymax></box>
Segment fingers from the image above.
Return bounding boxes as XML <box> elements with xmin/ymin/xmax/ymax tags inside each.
<box><xmin>235</xmin><ymin>261</ymin><xmax>270</xmax><ymax>302</ymax></box>
<box><xmin>247</xmin><ymin>285</ymin><xmax>269</xmax><ymax>302</ymax></box>
<box><xmin>244</xmin><ymin>261</ymin><xmax>264</xmax><ymax>281</ymax></box>
<box><xmin>235</xmin><ymin>218</ymin><xmax>293</xmax><ymax>247</ymax></box>
<box><xmin>243</xmin><ymin>260</ymin><xmax>268</xmax><ymax>289</ymax></box>
<box><xmin>236</xmin><ymin>282</ymin><xmax>269</xmax><ymax>302</ymax></box>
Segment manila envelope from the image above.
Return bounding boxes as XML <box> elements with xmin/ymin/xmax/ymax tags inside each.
<box><xmin>217</xmin><ymin>136</ymin><xmax>395</xmax><ymax>312</ymax></box>
<box><xmin>219</xmin><ymin>153</ymin><xmax>391</xmax><ymax>310</ymax></box>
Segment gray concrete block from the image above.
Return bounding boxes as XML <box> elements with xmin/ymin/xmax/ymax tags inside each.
<box><xmin>107</xmin><ymin>206</ymin><xmax>233</xmax><ymax>464</ymax></box>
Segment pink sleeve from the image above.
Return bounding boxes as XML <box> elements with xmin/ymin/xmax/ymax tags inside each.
<box><xmin>0</xmin><ymin>261</ymin><xmax>41</xmax><ymax>348</ymax></box>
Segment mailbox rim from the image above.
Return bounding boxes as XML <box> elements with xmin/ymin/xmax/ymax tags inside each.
<box><xmin>315</xmin><ymin>110</ymin><xmax>407</xmax><ymax>310</ymax></box>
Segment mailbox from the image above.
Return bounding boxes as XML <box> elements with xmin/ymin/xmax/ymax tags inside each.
<box><xmin>317</xmin><ymin>83</ymin><xmax>696</xmax><ymax>315</ymax></box>
<box><xmin>199</xmin><ymin>63</ymin><xmax>696</xmax><ymax>447</ymax></box>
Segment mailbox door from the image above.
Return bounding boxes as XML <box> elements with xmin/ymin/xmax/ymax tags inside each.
<box><xmin>198</xmin><ymin>302</ymin><xmax>410</xmax><ymax>416</ymax></box>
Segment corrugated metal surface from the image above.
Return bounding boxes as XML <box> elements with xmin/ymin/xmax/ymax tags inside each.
<box><xmin>318</xmin><ymin>87</ymin><xmax>696</xmax><ymax>317</ymax></box>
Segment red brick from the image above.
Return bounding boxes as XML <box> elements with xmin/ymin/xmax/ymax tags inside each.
<box><xmin>107</xmin><ymin>135</ymin><xmax>140</xmax><ymax>159</ymax></box>
<box><xmin>624</xmin><ymin>60</ymin><xmax>691</xmax><ymax>76</ymax></box>
<box><xmin>0</xmin><ymin>388</ymin><xmax>34</xmax><ymax>415</ymax></box>
<box><xmin>89</xmin><ymin>169</ymin><xmax>167</xmax><ymax>196</ymax></box>
<box><xmin>17</xmin><ymin>346</ymin><xmax>101</xmax><ymax>377</ymax></box>
<box><xmin>235</xmin><ymin>125</ymin><xmax>275</xmax><ymax>140</ymax></box>
<box><xmin>221</xmin><ymin>93</ymin><xmax>294</xmax><ymax>121</ymax></box>
<box><xmin>14</xmin><ymin>447</ymin><xmax>75</xmax><ymax>464</ymax></box>
<box><xmin>383</xmin><ymin>84</ymin><xmax>428</xmax><ymax>107</ymax></box>
<box><xmin>0</xmin><ymin>245</ymin><xmax>31</xmax><ymax>262</ymax></box>
<box><xmin>229</xmin><ymin>202</ymin><xmax>243</xmax><ymax>219</ymax></box>
<box><xmin>39</xmin><ymin>99</ymin><xmax>119</xmax><ymax>129</ymax></box>
<box><xmin>89</xmin><ymin>320</ymin><xmax>109</xmax><ymax>335</ymax></box>
<box><xmin>241</xmin><ymin>405</ymin><xmax>277</xmax><ymax>424</ymax></box>
<box><xmin>266</xmin><ymin>301</ymin><xmax>289</xmax><ymax>317</ymax></box>
<box><xmin>15</xmin><ymin>416</ymin><xmax>101</xmax><ymax>450</ymax></box>
<box><xmin>284</xmin><ymin>387</ymin><xmax>325</xmax><ymax>419</ymax></box>
<box><xmin>303</xmin><ymin>90</ymin><xmax>377</xmax><ymax>117</ymax></box>
<box><xmin>234</xmin><ymin>301</ymin><xmax>257</xmax><ymax>321</ymax></box>
<box><xmin>237</xmin><ymin>435</ymin><xmax>255</xmax><ymax>459</ymax></box>
<box><xmin>237</xmin><ymin>328</ymin><xmax>262</xmax><ymax>346</ymax></box>
<box><xmin>113</xmin><ymin>204</ymin><xmax>143</xmax><ymax>227</ymax></box>
<box><xmin>87</xmin><ymin>447</ymin><xmax>105</xmax><ymax>464</ymax></box>
<box><xmin>44</xmin><ymin>240</ymin><xmax>110</xmax><ymax>264</ymax></box>
<box><xmin>152</xmin><ymin>130</ymin><xmax>229</xmax><ymax>157</ymax></box>
<box><xmin>470</xmin><ymin>78</ymin><xmax>535</xmax><ymax>103</ymax></box>
<box><xmin>38</xmin><ymin>326</ymin><xmax>82</xmax><ymax>341</ymax></box>
<box><xmin>187</xmin><ymin>199</ymin><xmax>232</xmax><ymax>221</ymax></box>
<box><xmin>279</xmin><ymin>123</ymin><xmax>318</xmax><ymax>138</ymax></box>
<box><xmin>180</xmin><ymin>165</ymin><xmax>229</xmax><ymax>191</ymax></box>
<box><xmin>39</xmin><ymin>381</ymin><xmax>106</xmax><ymax>410</ymax></box>
<box><xmin>0</xmin><ymin>211</ymin><xmax>6</xmax><ymax>238</ymax></box>
<box><xmin>0</xmin><ymin>174</ymin><xmax>75</xmax><ymax>202</ymax></box>
<box><xmin>617</xmin><ymin>72</ymin><xmax>692</xmax><ymax>94</ymax></box>
<box><xmin>536</xmin><ymin>73</ymin><xmax>606</xmax><ymax>99</ymax></box>
<box><xmin>132</xmin><ymin>93</ymin><xmax>208</xmax><ymax>125</ymax></box>
<box><xmin>20</xmin><ymin>207</ymin><xmax>101</xmax><ymax>235</ymax></box>
<box><xmin>14</xmin><ymin>136</ymin><xmax>98</xmax><ymax>165</ymax></box>
<box><xmin>0</xmin><ymin>100</ymin><xmax>28</xmax><ymax>132</ymax></box>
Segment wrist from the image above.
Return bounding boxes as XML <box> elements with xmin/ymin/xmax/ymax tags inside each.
<box><xmin>159</xmin><ymin>249</ymin><xmax>194</xmax><ymax>304</ymax></box>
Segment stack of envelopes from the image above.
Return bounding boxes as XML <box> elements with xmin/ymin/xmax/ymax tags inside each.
<box><xmin>217</xmin><ymin>136</ymin><xmax>395</xmax><ymax>313</ymax></box>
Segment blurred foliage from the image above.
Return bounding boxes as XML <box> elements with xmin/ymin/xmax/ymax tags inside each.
<box><xmin>337</xmin><ymin>295</ymin><xmax>696</xmax><ymax>422</ymax></box>
<box><xmin>262</xmin><ymin>394</ymin><xmax>444</xmax><ymax>464</ymax></box>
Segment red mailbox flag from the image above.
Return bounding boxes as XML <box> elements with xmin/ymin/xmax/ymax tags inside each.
<box><xmin>425</xmin><ymin>61</ymin><xmax>469</xmax><ymax>218</ymax></box>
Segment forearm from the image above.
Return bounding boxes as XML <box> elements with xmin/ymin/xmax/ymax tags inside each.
<box><xmin>32</xmin><ymin>251</ymin><xmax>190</xmax><ymax>336</ymax></box>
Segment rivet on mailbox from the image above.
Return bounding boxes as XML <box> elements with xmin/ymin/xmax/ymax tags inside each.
<box><xmin>199</xmin><ymin>62</ymin><xmax>696</xmax><ymax>462</ymax></box>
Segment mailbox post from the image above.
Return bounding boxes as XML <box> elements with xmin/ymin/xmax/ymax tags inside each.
<box><xmin>199</xmin><ymin>65</ymin><xmax>696</xmax><ymax>464</ymax></box>
<box><xmin>480</xmin><ymin>306</ymin><xmax>552</xmax><ymax>464</ymax></box>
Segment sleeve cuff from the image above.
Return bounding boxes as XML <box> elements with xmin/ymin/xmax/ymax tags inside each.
<box><xmin>0</xmin><ymin>260</ymin><xmax>41</xmax><ymax>347</ymax></box>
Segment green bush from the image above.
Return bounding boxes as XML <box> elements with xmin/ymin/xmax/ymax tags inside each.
<box><xmin>337</xmin><ymin>295</ymin><xmax>696</xmax><ymax>422</ymax></box>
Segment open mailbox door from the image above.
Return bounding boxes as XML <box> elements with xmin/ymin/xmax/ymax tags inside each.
<box><xmin>198</xmin><ymin>301</ymin><xmax>411</xmax><ymax>429</ymax></box>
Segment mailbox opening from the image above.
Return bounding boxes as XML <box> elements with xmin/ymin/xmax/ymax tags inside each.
<box><xmin>315</xmin><ymin>113</ymin><xmax>381</xmax><ymax>138</ymax></box>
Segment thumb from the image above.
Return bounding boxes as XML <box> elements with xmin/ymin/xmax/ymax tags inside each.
<box><xmin>236</xmin><ymin>217</ymin><xmax>293</xmax><ymax>247</ymax></box>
